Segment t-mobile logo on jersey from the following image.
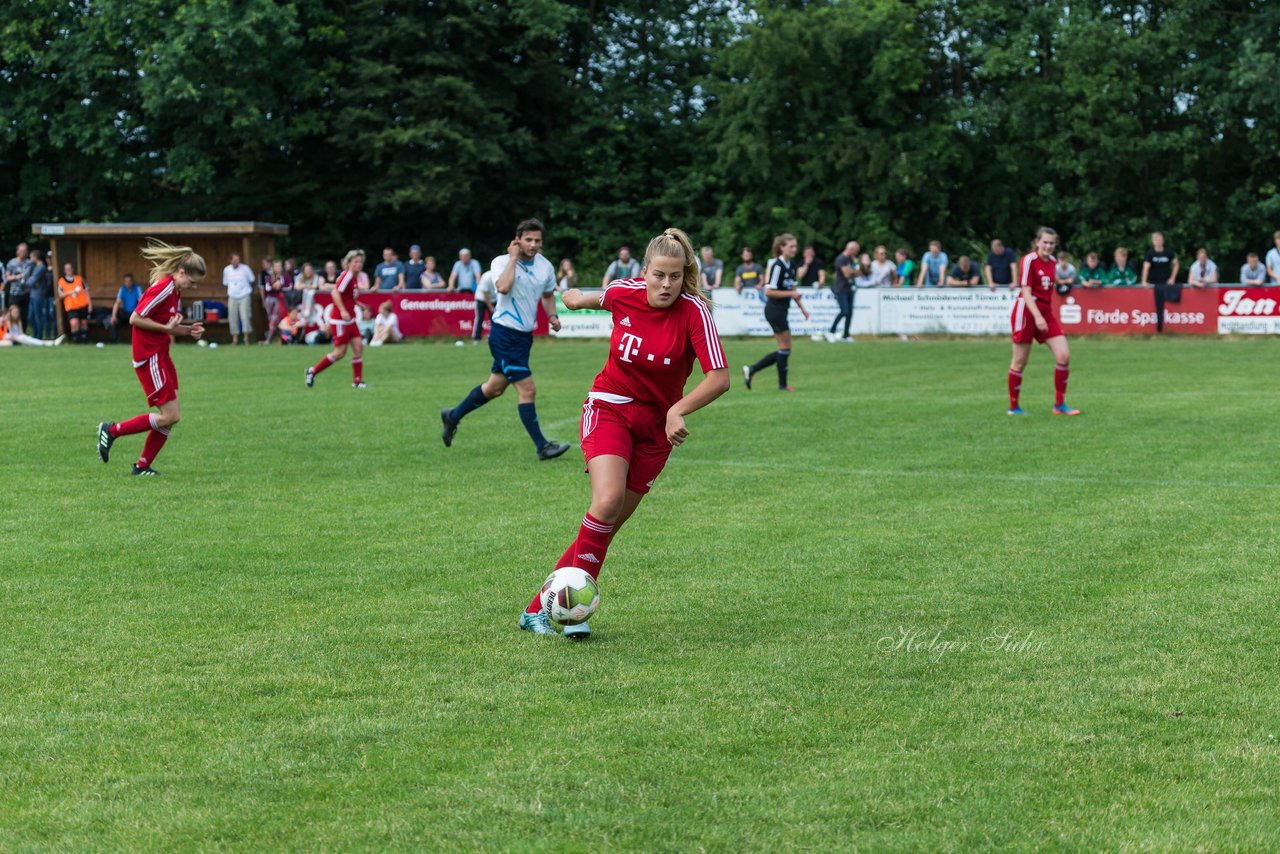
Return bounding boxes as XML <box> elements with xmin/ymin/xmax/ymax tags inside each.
<box><xmin>618</xmin><ymin>332</ymin><xmax>643</xmax><ymax>362</ymax></box>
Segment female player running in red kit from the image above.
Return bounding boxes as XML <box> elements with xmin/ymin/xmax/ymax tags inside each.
<box><xmin>1008</xmin><ymin>227</ymin><xmax>1080</xmax><ymax>416</ymax></box>
<box><xmin>307</xmin><ymin>249</ymin><xmax>367</xmax><ymax>389</ymax></box>
<box><xmin>519</xmin><ymin>228</ymin><xmax>730</xmax><ymax>637</ymax></box>
<box><xmin>96</xmin><ymin>241</ymin><xmax>207</xmax><ymax>476</ymax></box>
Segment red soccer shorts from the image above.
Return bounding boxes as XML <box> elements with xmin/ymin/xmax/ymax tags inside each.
<box><xmin>133</xmin><ymin>351</ymin><xmax>178</xmax><ymax>407</ymax></box>
<box><xmin>332</xmin><ymin>320</ymin><xmax>358</xmax><ymax>345</ymax></box>
<box><xmin>1011</xmin><ymin>297</ymin><xmax>1064</xmax><ymax>344</ymax></box>
<box><xmin>580</xmin><ymin>396</ymin><xmax>672</xmax><ymax>495</ymax></box>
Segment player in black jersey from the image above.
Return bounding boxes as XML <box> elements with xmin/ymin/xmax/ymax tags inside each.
<box><xmin>743</xmin><ymin>233</ymin><xmax>807</xmax><ymax>391</ymax></box>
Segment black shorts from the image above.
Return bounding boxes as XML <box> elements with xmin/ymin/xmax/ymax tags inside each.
<box><xmin>489</xmin><ymin>322</ymin><xmax>533</xmax><ymax>382</ymax></box>
<box><xmin>66</xmin><ymin>306</ymin><xmax>89</xmax><ymax>320</ymax></box>
<box><xmin>764</xmin><ymin>300</ymin><xmax>790</xmax><ymax>334</ymax></box>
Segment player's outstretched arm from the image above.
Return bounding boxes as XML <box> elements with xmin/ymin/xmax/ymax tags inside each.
<box><xmin>665</xmin><ymin>368</ymin><xmax>731</xmax><ymax>447</ymax></box>
<box><xmin>560</xmin><ymin>288</ymin><xmax>604</xmax><ymax>311</ymax></box>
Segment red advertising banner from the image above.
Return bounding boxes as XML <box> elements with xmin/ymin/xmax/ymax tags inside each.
<box><xmin>1056</xmin><ymin>288</ymin><xmax>1217</xmax><ymax>335</ymax></box>
<box><xmin>1215</xmin><ymin>288</ymin><xmax>1280</xmax><ymax>334</ymax></box>
<box><xmin>314</xmin><ymin>292</ymin><xmax>548</xmax><ymax>337</ymax></box>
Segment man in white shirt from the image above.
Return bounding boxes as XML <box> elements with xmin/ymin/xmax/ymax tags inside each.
<box><xmin>1240</xmin><ymin>253</ymin><xmax>1268</xmax><ymax>285</ymax></box>
<box><xmin>441</xmin><ymin>218</ymin><xmax>569</xmax><ymax>461</ymax></box>
<box><xmin>1266</xmin><ymin>231</ymin><xmax>1280</xmax><ymax>286</ymax></box>
<box><xmin>1187</xmin><ymin>248</ymin><xmax>1218</xmax><ymax>287</ymax></box>
<box><xmin>222</xmin><ymin>253</ymin><xmax>256</xmax><ymax>345</ymax></box>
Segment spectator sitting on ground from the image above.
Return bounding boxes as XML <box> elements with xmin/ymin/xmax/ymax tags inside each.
<box><xmin>1055</xmin><ymin>252</ymin><xmax>1078</xmax><ymax>290</ymax></box>
<box><xmin>1266</xmin><ymin>230</ymin><xmax>1280</xmax><ymax>285</ymax></box>
<box><xmin>375</xmin><ymin>246</ymin><xmax>405</xmax><ymax>291</ymax></box>
<box><xmin>917</xmin><ymin>240</ymin><xmax>948</xmax><ymax>288</ymax></box>
<box><xmin>404</xmin><ymin>244</ymin><xmax>426</xmax><ymax>290</ymax></box>
<box><xmin>946</xmin><ymin>255</ymin><xmax>980</xmax><ymax>287</ymax></box>
<box><xmin>1240</xmin><ymin>253</ymin><xmax>1268</xmax><ymax>285</ymax></box>
<box><xmin>797</xmin><ymin>245</ymin><xmax>825</xmax><ymax>288</ymax></box>
<box><xmin>303</xmin><ymin>303</ymin><xmax>330</xmax><ymax>346</ymax></box>
<box><xmin>557</xmin><ymin>258</ymin><xmax>577</xmax><ymax>292</ymax></box>
<box><xmin>1</xmin><ymin>304</ymin><xmax>62</xmax><ymax>346</ymax></box>
<box><xmin>422</xmin><ymin>256</ymin><xmax>445</xmax><ymax>289</ymax></box>
<box><xmin>603</xmin><ymin>245</ymin><xmax>641</xmax><ymax>284</ymax></box>
<box><xmin>699</xmin><ymin>246</ymin><xmax>724</xmax><ymax>291</ymax></box>
<box><xmin>1078</xmin><ymin>252</ymin><xmax>1106</xmax><ymax>289</ymax></box>
<box><xmin>1187</xmin><ymin>248</ymin><xmax>1218</xmax><ymax>287</ymax></box>
<box><xmin>58</xmin><ymin>262</ymin><xmax>91</xmax><ymax>343</ymax></box>
<box><xmin>110</xmin><ymin>273</ymin><xmax>144</xmax><ymax>344</ymax></box>
<box><xmin>370</xmin><ymin>301</ymin><xmax>404</xmax><ymax>346</ymax></box>
<box><xmin>449</xmin><ymin>248</ymin><xmax>482</xmax><ymax>294</ymax></box>
<box><xmin>984</xmin><ymin>239</ymin><xmax>1017</xmax><ymax>291</ymax></box>
<box><xmin>895</xmin><ymin>248</ymin><xmax>916</xmax><ymax>287</ymax></box>
<box><xmin>278</xmin><ymin>307</ymin><xmax>304</xmax><ymax>344</ymax></box>
<box><xmin>1107</xmin><ymin>247</ymin><xmax>1138</xmax><ymax>287</ymax></box>
<box><xmin>734</xmin><ymin>247</ymin><xmax>764</xmax><ymax>293</ymax></box>
<box><xmin>356</xmin><ymin>303</ymin><xmax>376</xmax><ymax>343</ymax></box>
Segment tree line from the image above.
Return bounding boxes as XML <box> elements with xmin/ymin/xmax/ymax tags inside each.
<box><xmin>2</xmin><ymin>0</ymin><xmax>1278</xmax><ymax>273</ymax></box>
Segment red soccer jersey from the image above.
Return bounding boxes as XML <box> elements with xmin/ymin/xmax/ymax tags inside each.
<box><xmin>131</xmin><ymin>276</ymin><xmax>181</xmax><ymax>361</ymax></box>
<box><xmin>331</xmin><ymin>270</ymin><xmax>359</xmax><ymax>324</ymax></box>
<box><xmin>1019</xmin><ymin>252</ymin><xmax>1057</xmax><ymax>304</ymax></box>
<box><xmin>592</xmin><ymin>279</ymin><xmax>727</xmax><ymax>409</ymax></box>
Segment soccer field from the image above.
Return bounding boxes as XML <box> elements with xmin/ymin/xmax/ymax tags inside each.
<box><xmin>4</xmin><ymin>335</ymin><xmax>1278</xmax><ymax>851</ymax></box>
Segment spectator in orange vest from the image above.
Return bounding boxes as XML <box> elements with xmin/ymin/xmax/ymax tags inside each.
<box><xmin>59</xmin><ymin>262</ymin><xmax>92</xmax><ymax>343</ymax></box>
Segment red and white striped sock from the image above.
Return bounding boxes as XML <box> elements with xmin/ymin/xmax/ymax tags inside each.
<box><xmin>138</xmin><ymin>418</ymin><xmax>171</xmax><ymax>468</ymax></box>
<box><xmin>311</xmin><ymin>353</ymin><xmax>336</xmax><ymax>376</ymax></box>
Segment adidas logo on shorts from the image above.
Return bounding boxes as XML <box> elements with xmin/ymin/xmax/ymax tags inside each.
<box><xmin>577</xmin><ymin>552</ymin><xmax>600</xmax><ymax>564</ymax></box>
<box><xmin>620</xmin><ymin>316</ymin><xmax>632</xmax><ymax>327</ymax></box>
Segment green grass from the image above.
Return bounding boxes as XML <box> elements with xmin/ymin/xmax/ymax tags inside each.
<box><xmin>3</xmin><ymin>335</ymin><xmax>1279</xmax><ymax>851</ymax></box>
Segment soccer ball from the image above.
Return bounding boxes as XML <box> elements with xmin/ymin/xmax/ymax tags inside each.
<box><xmin>540</xmin><ymin>567</ymin><xmax>600</xmax><ymax>626</ymax></box>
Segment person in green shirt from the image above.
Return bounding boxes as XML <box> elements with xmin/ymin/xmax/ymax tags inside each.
<box><xmin>1106</xmin><ymin>247</ymin><xmax>1138</xmax><ymax>286</ymax></box>
<box><xmin>894</xmin><ymin>248</ymin><xmax>916</xmax><ymax>287</ymax></box>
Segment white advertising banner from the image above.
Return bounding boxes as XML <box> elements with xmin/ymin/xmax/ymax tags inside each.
<box><xmin>876</xmin><ymin>289</ymin><xmax>1015</xmax><ymax>335</ymax></box>
<box><xmin>552</xmin><ymin>296</ymin><xmax>614</xmax><ymax>338</ymax></box>
<box><xmin>710</xmin><ymin>288</ymin><xmax>877</xmax><ymax>337</ymax></box>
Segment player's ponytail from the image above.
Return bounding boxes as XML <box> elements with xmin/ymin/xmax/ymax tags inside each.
<box><xmin>644</xmin><ymin>227</ymin><xmax>708</xmax><ymax>307</ymax></box>
<box><xmin>141</xmin><ymin>239</ymin><xmax>206</xmax><ymax>285</ymax></box>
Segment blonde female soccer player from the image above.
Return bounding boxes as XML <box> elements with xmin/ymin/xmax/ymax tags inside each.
<box><xmin>306</xmin><ymin>249</ymin><xmax>367</xmax><ymax>388</ymax></box>
<box><xmin>519</xmin><ymin>228</ymin><xmax>730</xmax><ymax>637</ymax></box>
<box><xmin>96</xmin><ymin>241</ymin><xmax>207</xmax><ymax>476</ymax></box>
<box><xmin>743</xmin><ymin>233</ymin><xmax>807</xmax><ymax>391</ymax></box>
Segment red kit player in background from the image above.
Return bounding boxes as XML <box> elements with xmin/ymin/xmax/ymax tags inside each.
<box><xmin>97</xmin><ymin>241</ymin><xmax>207</xmax><ymax>476</ymax></box>
<box><xmin>518</xmin><ymin>228</ymin><xmax>730</xmax><ymax>638</ymax></box>
<box><xmin>307</xmin><ymin>248</ymin><xmax>368</xmax><ymax>389</ymax></box>
<box><xmin>1008</xmin><ymin>227</ymin><xmax>1080</xmax><ymax>416</ymax></box>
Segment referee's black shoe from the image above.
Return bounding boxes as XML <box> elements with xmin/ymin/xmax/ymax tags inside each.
<box><xmin>441</xmin><ymin>408</ymin><xmax>458</xmax><ymax>447</ymax></box>
<box><xmin>537</xmin><ymin>441</ymin><xmax>571</xmax><ymax>461</ymax></box>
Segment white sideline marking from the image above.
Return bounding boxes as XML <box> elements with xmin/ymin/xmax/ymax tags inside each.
<box><xmin>678</xmin><ymin>458</ymin><xmax>1277</xmax><ymax>491</ymax></box>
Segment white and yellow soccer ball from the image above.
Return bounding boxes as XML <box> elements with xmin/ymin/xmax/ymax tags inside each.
<box><xmin>539</xmin><ymin>567</ymin><xmax>600</xmax><ymax>626</ymax></box>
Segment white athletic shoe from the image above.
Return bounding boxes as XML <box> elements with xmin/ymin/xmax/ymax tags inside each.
<box><xmin>823</xmin><ymin>331</ymin><xmax>838</xmax><ymax>343</ymax></box>
<box><xmin>810</xmin><ymin>333</ymin><xmax>824</xmax><ymax>342</ymax></box>
<box><xmin>52</xmin><ymin>335</ymin><xmax>66</xmax><ymax>346</ymax></box>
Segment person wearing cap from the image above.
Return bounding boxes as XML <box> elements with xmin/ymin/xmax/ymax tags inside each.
<box><xmin>450</xmin><ymin>248</ymin><xmax>482</xmax><ymax>295</ymax></box>
<box><xmin>404</xmin><ymin>244</ymin><xmax>426</xmax><ymax>290</ymax></box>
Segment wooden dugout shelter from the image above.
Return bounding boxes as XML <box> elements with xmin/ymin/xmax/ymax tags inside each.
<box><xmin>31</xmin><ymin>221</ymin><xmax>288</xmax><ymax>334</ymax></box>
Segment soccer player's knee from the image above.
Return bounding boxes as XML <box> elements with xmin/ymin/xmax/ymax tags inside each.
<box><xmin>592</xmin><ymin>492</ymin><xmax>625</xmax><ymax>523</ymax></box>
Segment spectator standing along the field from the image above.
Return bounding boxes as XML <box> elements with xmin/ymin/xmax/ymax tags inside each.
<box><xmin>1141</xmin><ymin>232</ymin><xmax>1179</xmax><ymax>333</ymax></box>
<box><xmin>603</xmin><ymin>246</ymin><xmax>641</xmax><ymax>285</ymax></box>
<box><xmin>58</xmin><ymin>262</ymin><xmax>91</xmax><ymax>343</ymax></box>
<box><xmin>984</xmin><ymin>239</ymin><xmax>1017</xmax><ymax>291</ymax></box>
<box><xmin>5</xmin><ymin>242</ymin><xmax>34</xmax><ymax>330</ymax></box>
<box><xmin>376</xmin><ymin>247</ymin><xmax>405</xmax><ymax>291</ymax></box>
<box><xmin>1187</xmin><ymin>249</ymin><xmax>1218</xmax><ymax>287</ymax></box>
<box><xmin>895</xmin><ymin>248</ymin><xmax>916</xmax><ymax>287</ymax></box>
<box><xmin>222</xmin><ymin>253</ymin><xmax>255</xmax><ymax>345</ymax></box>
<box><xmin>422</xmin><ymin>256</ymin><xmax>445</xmax><ymax>289</ymax></box>
<box><xmin>110</xmin><ymin>273</ymin><xmax>144</xmax><ymax>344</ymax></box>
<box><xmin>1241</xmin><ymin>253</ymin><xmax>1268</xmax><ymax>285</ymax></box>
<box><xmin>557</xmin><ymin>258</ymin><xmax>577</xmax><ymax>292</ymax></box>
<box><xmin>1107</xmin><ymin>248</ymin><xmax>1138</xmax><ymax>287</ymax></box>
<box><xmin>947</xmin><ymin>256</ymin><xmax>981</xmax><ymax>287</ymax></box>
<box><xmin>404</xmin><ymin>245</ymin><xmax>426</xmax><ymax>291</ymax></box>
<box><xmin>450</xmin><ymin>249</ymin><xmax>482</xmax><ymax>294</ymax></box>
<box><xmin>1055</xmin><ymin>253</ymin><xmax>1078</xmax><ymax>291</ymax></box>
<box><xmin>1266</xmin><ymin>231</ymin><xmax>1280</xmax><ymax>285</ymax></box>
<box><xmin>797</xmin><ymin>245</ymin><xmax>825</xmax><ymax>288</ymax></box>
<box><xmin>261</xmin><ymin>259</ymin><xmax>290</xmax><ymax>344</ymax></box>
<box><xmin>1078</xmin><ymin>253</ymin><xmax>1106</xmax><ymax>289</ymax></box>
<box><xmin>734</xmin><ymin>247</ymin><xmax>764</xmax><ymax>294</ymax></box>
<box><xmin>917</xmin><ymin>241</ymin><xmax>949</xmax><ymax>288</ymax></box>
<box><xmin>869</xmin><ymin>246</ymin><xmax>895</xmax><ymax>286</ymax></box>
<box><xmin>699</xmin><ymin>246</ymin><xmax>724</xmax><ymax>292</ymax></box>
<box><xmin>28</xmin><ymin>249</ymin><xmax>54</xmax><ymax>340</ymax></box>
<box><xmin>828</xmin><ymin>240</ymin><xmax>858</xmax><ymax>342</ymax></box>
